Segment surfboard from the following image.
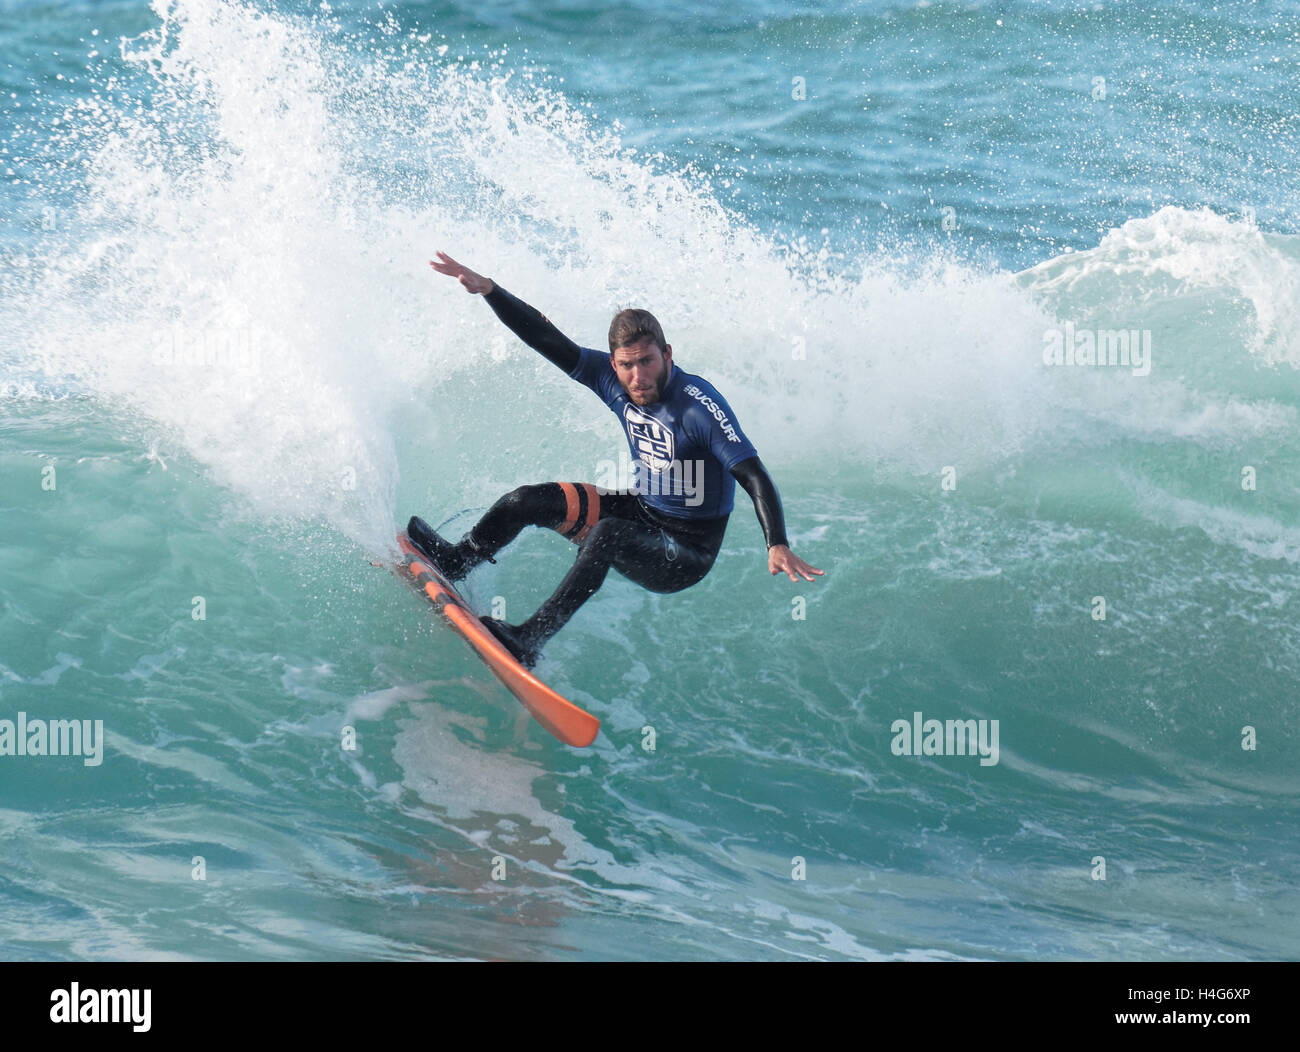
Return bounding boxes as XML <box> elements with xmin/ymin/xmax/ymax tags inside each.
<box><xmin>394</xmin><ymin>529</ymin><xmax>601</xmax><ymax>747</ymax></box>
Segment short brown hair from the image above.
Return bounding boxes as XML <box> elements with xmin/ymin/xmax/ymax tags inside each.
<box><xmin>609</xmin><ymin>308</ymin><xmax>667</xmax><ymax>355</ymax></box>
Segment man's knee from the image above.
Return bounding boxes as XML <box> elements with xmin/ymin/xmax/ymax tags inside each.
<box><xmin>575</xmin><ymin>516</ymin><xmax>625</xmax><ymax>560</ymax></box>
<box><xmin>493</xmin><ymin>483</ymin><xmax>563</xmax><ymax>523</ymax></box>
<box><xmin>500</xmin><ymin>482</ymin><xmax>548</xmax><ymax>507</ymax></box>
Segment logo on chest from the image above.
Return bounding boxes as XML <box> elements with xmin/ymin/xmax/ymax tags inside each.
<box><xmin>623</xmin><ymin>403</ymin><xmax>675</xmax><ymax>472</ymax></box>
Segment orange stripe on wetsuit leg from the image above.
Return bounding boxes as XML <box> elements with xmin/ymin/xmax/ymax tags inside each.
<box><xmin>572</xmin><ymin>483</ymin><xmax>601</xmax><ymax>543</ymax></box>
<box><xmin>557</xmin><ymin>481</ymin><xmax>580</xmax><ymax>536</ymax></box>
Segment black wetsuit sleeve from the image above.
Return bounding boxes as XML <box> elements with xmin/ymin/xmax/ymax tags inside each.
<box><xmin>729</xmin><ymin>455</ymin><xmax>789</xmax><ymax>549</ymax></box>
<box><xmin>482</xmin><ymin>283</ymin><xmax>582</xmax><ymax>374</ymax></box>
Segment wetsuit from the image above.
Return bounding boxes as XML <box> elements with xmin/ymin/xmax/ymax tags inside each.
<box><xmin>424</xmin><ymin>282</ymin><xmax>789</xmax><ymax>664</ymax></box>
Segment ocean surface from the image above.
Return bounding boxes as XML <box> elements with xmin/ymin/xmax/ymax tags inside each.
<box><xmin>2</xmin><ymin>0</ymin><xmax>1298</xmax><ymax>960</ymax></box>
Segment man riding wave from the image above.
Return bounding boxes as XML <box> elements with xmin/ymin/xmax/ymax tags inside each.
<box><xmin>410</xmin><ymin>251</ymin><xmax>824</xmax><ymax>668</ymax></box>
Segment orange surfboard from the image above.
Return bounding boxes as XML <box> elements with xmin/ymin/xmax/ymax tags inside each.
<box><xmin>394</xmin><ymin>530</ymin><xmax>600</xmax><ymax>747</ymax></box>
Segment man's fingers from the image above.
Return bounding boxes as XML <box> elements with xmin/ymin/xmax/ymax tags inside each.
<box><xmin>773</xmin><ymin>558</ymin><xmax>824</xmax><ymax>582</ymax></box>
<box><xmin>429</xmin><ymin>251</ymin><xmax>463</xmax><ymax>276</ymax></box>
<box><xmin>770</xmin><ymin>552</ymin><xmax>824</xmax><ymax>582</ymax></box>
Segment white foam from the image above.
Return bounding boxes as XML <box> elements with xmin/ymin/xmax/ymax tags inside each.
<box><xmin>8</xmin><ymin>0</ymin><xmax>1299</xmax><ymax>561</ymax></box>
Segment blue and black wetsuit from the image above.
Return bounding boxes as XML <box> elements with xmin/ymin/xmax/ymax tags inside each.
<box><xmin>414</xmin><ymin>282</ymin><xmax>789</xmax><ymax>666</ymax></box>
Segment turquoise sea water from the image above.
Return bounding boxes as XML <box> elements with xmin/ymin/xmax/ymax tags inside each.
<box><xmin>2</xmin><ymin>0</ymin><xmax>1298</xmax><ymax>960</ymax></box>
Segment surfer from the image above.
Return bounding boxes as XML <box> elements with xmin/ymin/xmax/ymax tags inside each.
<box><xmin>413</xmin><ymin>250</ymin><xmax>824</xmax><ymax>668</ymax></box>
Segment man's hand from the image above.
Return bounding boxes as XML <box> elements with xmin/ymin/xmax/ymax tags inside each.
<box><xmin>429</xmin><ymin>250</ymin><xmax>494</xmax><ymax>295</ymax></box>
<box><xmin>768</xmin><ymin>544</ymin><xmax>824</xmax><ymax>582</ymax></box>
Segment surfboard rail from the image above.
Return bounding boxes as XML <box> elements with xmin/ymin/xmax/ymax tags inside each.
<box><xmin>395</xmin><ymin>531</ymin><xmax>600</xmax><ymax>747</ymax></box>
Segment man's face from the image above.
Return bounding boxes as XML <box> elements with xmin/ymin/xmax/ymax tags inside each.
<box><xmin>611</xmin><ymin>337</ymin><xmax>673</xmax><ymax>406</ymax></box>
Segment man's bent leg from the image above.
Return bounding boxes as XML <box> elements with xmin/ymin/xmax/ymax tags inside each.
<box><xmin>415</xmin><ymin>483</ymin><xmax>572</xmax><ymax>580</ymax></box>
<box><xmin>504</xmin><ymin>516</ymin><xmax>718</xmax><ymax>662</ymax></box>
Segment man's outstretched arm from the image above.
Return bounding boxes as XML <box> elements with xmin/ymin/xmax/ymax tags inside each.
<box><xmin>729</xmin><ymin>456</ymin><xmax>825</xmax><ymax>582</ymax></box>
<box><xmin>429</xmin><ymin>251</ymin><xmax>580</xmax><ymax>373</ymax></box>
